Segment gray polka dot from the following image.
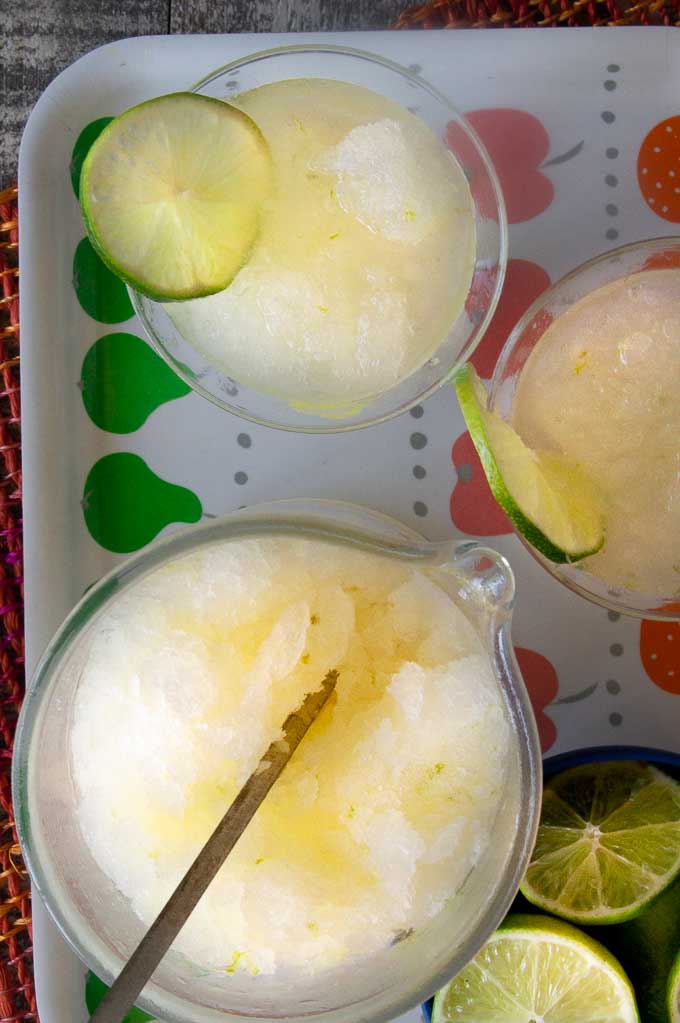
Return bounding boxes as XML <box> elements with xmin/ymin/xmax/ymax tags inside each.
<box><xmin>609</xmin><ymin>712</ymin><xmax>623</xmax><ymax>726</ymax></box>
<box><xmin>610</xmin><ymin>642</ymin><xmax>624</xmax><ymax>657</ymax></box>
<box><xmin>410</xmin><ymin>405</ymin><xmax>424</xmax><ymax>419</ymax></box>
<box><xmin>237</xmin><ymin>432</ymin><xmax>252</xmax><ymax>449</ymax></box>
<box><xmin>606</xmin><ymin>228</ymin><xmax>619</xmax><ymax>241</ymax></box>
<box><xmin>605</xmin><ymin>174</ymin><xmax>618</xmax><ymax>186</ymax></box>
<box><xmin>413</xmin><ymin>501</ymin><xmax>428</xmax><ymax>517</ymax></box>
<box><xmin>607</xmin><ymin>679</ymin><xmax>621</xmax><ymax>694</ymax></box>
<box><xmin>601</xmin><ymin>111</ymin><xmax>616</xmax><ymax>124</ymax></box>
<box><xmin>457</xmin><ymin>463</ymin><xmax>472</xmax><ymax>483</ymax></box>
<box><xmin>607</xmin><ymin>63</ymin><xmax>621</xmax><ymax>72</ymax></box>
<box><xmin>606</xmin><ymin>204</ymin><xmax>619</xmax><ymax>215</ymax></box>
<box><xmin>606</xmin><ymin>147</ymin><xmax>619</xmax><ymax>159</ymax></box>
<box><xmin>608</xmin><ymin>610</ymin><xmax>621</xmax><ymax>621</ymax></box>
<box><xmin>413</xmin><ymin>465</ymin><xmax>426</xmax><ymax>480</ymax></box>
<box><xmin>410</xmin><ymin>432</ymin><xmax>428</xmax><ymax>450</ymax></box>
<box><xmin>604</xmin><ymin>80</ymin><xmax>617</xmax><ymax>91</ymax></box>
<box><xmin>234</xmin><ymin>471</ymin><xmax>248</xmax><ymax>485</ymax></box>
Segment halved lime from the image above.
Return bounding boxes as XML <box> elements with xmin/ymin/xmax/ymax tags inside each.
<box><xmin>432</xmin><ymin>914</ymin><xmax>639</xmax><ymax>1023</ymax></box>
<box><xmin>522</xmin><ymin>762</ymin><xmax>680</xmax><ymax>925</ymax></box>
<box><xmin>669</xmin><ymin>950</ymin><xmax>680</xmax><ymax>1023</ymax></box>
<box><xmin>80</xmin><ymin>92</ymin><xmax>272</xmax><ymax>301</ymax></box>
<box><xmin>454</xmin><ymin>363</ymin><xmax>604</xmax><ymax>563</ymax></box>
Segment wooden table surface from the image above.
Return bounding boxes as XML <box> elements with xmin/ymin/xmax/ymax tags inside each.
<box><xmin>0</xmin><ymin>0</ymin><xmax>404</xmax><ymax>190</ymax></box>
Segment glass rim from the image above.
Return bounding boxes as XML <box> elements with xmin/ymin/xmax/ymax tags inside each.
<box><xmin>13</xmin><ymin>499</ymin><xmax>540</xmax><ymax>1023</ymax></box>
<box><xmin>130</xmin><ymin>43</ymin><xmax>508</xmax><ymax>434</ymax></box>
<box><xmin>489</xmin><ymin>235</ymin><xmax>680</xmax><ymax>622</ymax></box>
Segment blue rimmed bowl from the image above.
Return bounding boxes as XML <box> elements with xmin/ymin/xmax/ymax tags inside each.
<box><xmin>421</xmin><ymin>744</ymin><xmax>680</xmax><ymax>1022</ymax></box>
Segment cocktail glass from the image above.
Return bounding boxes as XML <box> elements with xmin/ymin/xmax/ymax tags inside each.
<box><xmin>489</xmin><ymin>236</ymin><xmax>680</xmax><ymax>622</ymax></box>
<box><xmin>132</xmin><ymin>45</ymin><xmax>507</xmax><ymax>433</ymax></box>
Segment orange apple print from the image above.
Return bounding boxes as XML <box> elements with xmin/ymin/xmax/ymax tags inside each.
<box><xmin>515</xmin><ymin>647</ymin><xmax>558</xmax><ymax>752</ymax></box>
<box><xmin>643</xmin><ymin>249</ymin><xmax>680</xmax><ymax>271</ymax></box>
<box><xmin>447</xmin><ymin>109</ymin><xmax>556</xmax><ymax>224</ymax></box>
<box><xmin>640</xmin><ymin>607</ymin><xmax>680</xmax><ymax>695</ymax></box>
<box><xmin>450</xmin><ymin>431</ymin><xmax>512</xmax><ymax>537</ymax></box>
<box><xmin>470</xmin><ymin>259</ymin><xmax>551</xmax><ymax>379</ymax></box>
<box><xmin>637</xmin><ymin>116</ymin><xmax>680</xmax><ymax>223</ymax></box>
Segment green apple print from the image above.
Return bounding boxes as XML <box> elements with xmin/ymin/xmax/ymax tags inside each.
<box><xmin>81</xmin><ymin>333</ymin><xmax>190</xmax><ymax>433</ymax></box>
<box><xmin>83</xmin><ymin>453</ymin><xmax>202</xmax><ymax>553</ymax></box>
<box><xmin>74</xmin><ymin>236</ymin><xmax>134</xmax><ymax>324</ymax></box>
<box><xmin>86</xmin><ymin>971</ymin><xmax>154</xmax><ymax>1022</ymax></box>
<box><xmin>70</xmin><ymin>117</ymin><xmax>114</xmax><ymax>199</ymax></box>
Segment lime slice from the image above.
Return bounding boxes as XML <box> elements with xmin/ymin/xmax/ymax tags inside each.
<box><xmin>80</xmin><ymin>92</ymin><xmax>272</xmax><ymax>300</ymax></box>
<box><xmin>521</xmin><ymin>762</ymin><xmax>680</xmax><ymax>925</ymax></box>
<box><xmin>432</xmin><ymin>914</ymin><xmax>639</xmax><ymax>1023</ymax></box>
<box><xmin>669</xmin><ymin>949</ymin><xmax>680</xmax><ymax>1023</ymax></box>
<box><xmin>454</xmin><ymin>363</ymin><xmax>604</xmax><ymax>563</ymax></box>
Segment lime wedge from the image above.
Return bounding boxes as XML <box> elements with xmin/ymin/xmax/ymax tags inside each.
<box><xmin>432</xmin><ymin>914</ymin><xmax>639</xmax><ymax>1023</ymax></box>
<box><xmin>521</xmin><ymin>762</ymin><xmax>680</xmax><ymax>925</ymax></box>
<box><xmin>80</xmin><ymin>92</ymin><xmax>272</xmax><ymax>301</ymax></box>
<box><xmin>669</xmin><ymin>949</ymin><xmax>680</xmax><ymax>1023</ymax></box>
<box><xmin>454</xmin><ymin>363</ymin><xmax>604</xmax><ymax>563</ymax></box>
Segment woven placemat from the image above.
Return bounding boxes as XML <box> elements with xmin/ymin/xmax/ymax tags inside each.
<box><xmin>0</xmin><ymin>184</ymin><xmax>35</xmax><ymax>1023</ymax></box>
<box><xmin>395</xmin><ymin>0</ymin><xmax>680</xmax><ymax>27</ymax></box>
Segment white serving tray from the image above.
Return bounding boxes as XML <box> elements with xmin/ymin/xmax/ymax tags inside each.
<box><xmin>19</xmin><ymin>27</ymin><xmax>680</xmax><ymax>1023</ymax></box>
